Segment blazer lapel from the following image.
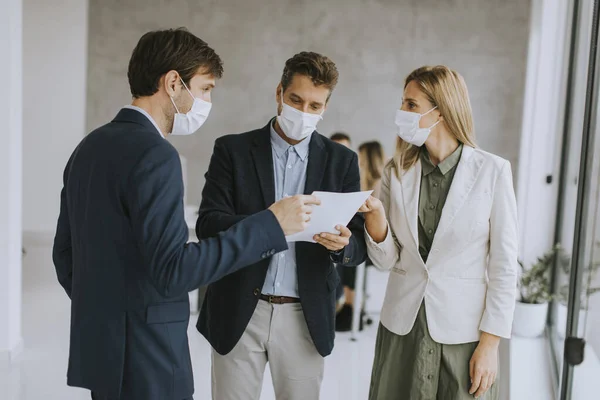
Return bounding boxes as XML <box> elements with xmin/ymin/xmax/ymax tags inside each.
<box><xmin>400</xmin><ymin>161</ymin><xmax>422</xmax><ymax>252</ymax></box>
<box><xmin>303</xmin><ymin>134</ymin><xmax>328</xmax><ymax>195</ymax></box>
<box><xmin>431</xmin><ymin>146</ymin><xmax>483</xmax><ymax>250</ymax></box>
<box><xmin>251</xmin><ymin>123</ymin><xmax>276</xmax><ymax>208</ymax></box>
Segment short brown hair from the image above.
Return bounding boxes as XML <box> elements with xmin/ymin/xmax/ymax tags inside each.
<box><xmin>280</xmin><ymin>52</ymin><xmax>339</xmax><ymax>97</ymax></box>
<box><xmin>330</xmin><ymin>132</ymin><xmax>351</xmax><ymax>143</ymax></box>
<box><xmin>127</xmin><ymin>28</ymin><xmax>223</xmax><ymax>98</ymax></box>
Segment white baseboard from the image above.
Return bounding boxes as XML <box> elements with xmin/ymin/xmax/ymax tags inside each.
<box><xmin>0</xmin><ymin>338</ymin><xmax>24</xmax><ymax>369</ymax></box>
<box><xmin>22</xmin><ymin>230</ymin><xmax>54</xmax><ymax>248</ymax></box>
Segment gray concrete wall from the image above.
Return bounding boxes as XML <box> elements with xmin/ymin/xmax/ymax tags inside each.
<box><xmin>87</xmin><ymin>0</ymin><xmax>531</xmax><ymax>207</ymax></box>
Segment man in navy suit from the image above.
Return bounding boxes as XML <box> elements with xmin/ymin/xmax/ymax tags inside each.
<box><xmin>196</xmin><ymin>52</ymin><xmax>367</xmax><ymax>399</ymax></box>
<box><xmin>52</xmin><ymin>28</ymin><xmax>319</xmax><ymax>400</ymax></box>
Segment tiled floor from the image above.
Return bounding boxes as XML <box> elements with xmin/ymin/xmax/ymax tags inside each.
<box><xmin>4</xmin><ymin>244</ymin><xmax>389</xmax><ymax>400</ymax></box>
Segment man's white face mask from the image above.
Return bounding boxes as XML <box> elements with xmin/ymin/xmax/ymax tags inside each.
<box><xmin>169</xmin><ymin>77</ymin><xmax>212</xmax><ymax>136</ymax></box>
<box><xmin>276</xmin><ymin>89</ymin><xmax>324</xmax><ymax>141</ymax></box>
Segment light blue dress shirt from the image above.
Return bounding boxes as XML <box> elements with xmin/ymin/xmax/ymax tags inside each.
<box><xmin>261</xmin><ymin>120</ymin><xmax>311</xmax><ymax>297</ymax></box>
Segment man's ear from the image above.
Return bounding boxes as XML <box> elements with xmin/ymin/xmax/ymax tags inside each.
<box><xmin>276</xmin><ymin>83</ymin><xmax>283</xmax><ymax>103</ymax></box>
<box><xmin>163</xmin><ymin>70</ymin><xmax>180</xmax><ymax>96</ymax></box>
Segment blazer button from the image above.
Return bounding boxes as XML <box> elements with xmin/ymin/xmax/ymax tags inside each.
<box><xmin>253</xmin><ymin>288</ymin><xmax>260</xmax><ymax>296</ymax></box>
<box><xmin>344</xmin><ymin>257</ymin><xmax>350</xmax><ymax>263</ymax></box>
<box><xmin>261</xmin><ymin>252</ymin><xmax>267</xmax><ymax>259</ymax></box>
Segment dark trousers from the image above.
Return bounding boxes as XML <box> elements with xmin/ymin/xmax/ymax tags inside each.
<box><xmin>91</xmin><ymin>392</ymin><xmax>193</xmax><ymax>400</ymax></box>
<box><xmin>91</xmin><ymin>393</ymin><xmax>112</xmax><ymax>400</ymax></box>
<box><xmin>336</xmin><ymin>257</ymin><xmax>372</xmax><ymax>295</ymax></box>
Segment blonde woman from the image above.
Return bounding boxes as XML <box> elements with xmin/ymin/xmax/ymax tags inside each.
<box><xmin>358</xmin><ymin>141</ymin><xmax>386</xmax><ymax>198</ymax></box>
<box><xmin>360</xmin><ymin>66</ymin><xmax>518</xmax><ymax>400</ymax></box>
<box><xmin>336</xmin><ymin>141</ymin><xmax>386</xmax><ymax>332</ymax></box>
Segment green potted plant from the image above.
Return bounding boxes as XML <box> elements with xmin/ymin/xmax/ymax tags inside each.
<box><xmin>512</xmin><ymin>245</ymin><xmax>559</xmax><ymax>337</ymax></box>
<box><xmin>555</xmin><ymin>242</ymin><xmax>600</xmax><ymax>338</ymax></box>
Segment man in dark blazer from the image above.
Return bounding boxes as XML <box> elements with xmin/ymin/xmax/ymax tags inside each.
<box><xmin>52</xmin><ymin>28</ymin><xmax>318</xmax><ymax>400</ymax></box>
<box><xmin>196</xmin><ymin>52</ymin><xmax>367</xmax><ymax>399</ymax></box>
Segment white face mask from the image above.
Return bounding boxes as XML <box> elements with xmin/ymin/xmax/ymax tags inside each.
<box><xmin>395</xmin><ymin>106</ymin><xmax>440</xmax><ymax>147</ymax></box>
<box><xmin>276</xmin><ymin>89</ymin><xmax>323</xmax><ymax>141</ymax></box>
<box><xmin>169</xmin><ymin>78</ymin><xmax>212</xmax><ymax>136</ymax></box>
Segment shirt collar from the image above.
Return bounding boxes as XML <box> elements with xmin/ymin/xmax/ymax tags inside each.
<box><xmin>269</xmin><ymin>118</ymin><xmax>310</xmax><ymax>161</ymax></box>
<box><xmin>420</xmin><ymin>143</ymin><xmax>463</xmax><ymax>176</ymax></box>
<box><xmin>123</xmin><ymin>105</ymin><xmax>165</xmax><ymax>139</ymax></box>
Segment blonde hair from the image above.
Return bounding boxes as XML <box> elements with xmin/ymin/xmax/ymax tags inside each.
<box><xmin>393</xmin><ymin>66</ymin><xmax>477</xmax><ymax>176</ymax></box>
<box><xmin>358</xmin><ymin>141</ymin><xmax>385</xmax><ymax>191</ymax></box>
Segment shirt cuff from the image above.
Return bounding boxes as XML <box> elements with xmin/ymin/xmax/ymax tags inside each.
<box><xmin>365</xmin><ymin>223</ymin><xmax>394</xmax><ymax>253</ymax></box>
<box><xmin>329</xmin><ymin>248</ymin><xmax>345</xmax><ymax>263</ymax></box>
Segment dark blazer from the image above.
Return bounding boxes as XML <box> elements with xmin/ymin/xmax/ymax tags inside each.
<box><xmin>195</xmin><ymin>121</ymin><xmax>367</xmax><ymax>357</ymax></box>
<box><xmin>52</xmin><ymin>109</ymin><xmax>288</xmax><ymax>400</ymax></box>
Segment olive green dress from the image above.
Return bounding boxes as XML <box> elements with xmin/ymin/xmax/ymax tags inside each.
<box><xmin>369</xmin><ymin>145</ymin><xmax>499</xmax><ymax>400</ymax></box>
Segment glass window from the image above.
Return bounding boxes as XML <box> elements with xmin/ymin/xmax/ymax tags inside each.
<box><xmin>551</xmin><ymin>1</ymin><xmax>600</xmax><ymax>398</ymax></box>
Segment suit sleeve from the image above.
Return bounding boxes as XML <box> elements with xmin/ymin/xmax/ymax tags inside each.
<box><xmin>479</xmin><ymin>161</ymin><xmax>519</xmax><ymax>338</ymax></box>
<box><xmin>52</xmin><ymin>155</ymin><xmax>74</xmax><ymax>298</ymax></box>
<box><xmin>127</xmin><ymin>143</ymin><xmax>288</xmax><ymax>298</ymax></box>
<box><xmin>196</xmin><ymin>139</ymin><xmax>247</xmax><ymax>240</ymax></box>
<box><xmin>330</xmin><ymin>152</ymin><xmax>367</xmax><ymax>267</ymax></box>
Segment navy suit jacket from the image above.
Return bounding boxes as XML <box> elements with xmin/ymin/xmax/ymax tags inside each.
<box><xmin>52</xmin><ymin>109</ymin><xmax>288</xmax><ymax>400</ymax></box>
<box><xmin>195</xmin><ymin>122</ymin><xmax>367</xmax><ymax>357</ymax></box>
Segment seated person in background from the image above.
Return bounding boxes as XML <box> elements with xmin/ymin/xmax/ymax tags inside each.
<box><xmin>335</xmin><ymin>141</ymin><xmax>386</xmax><ymax>331</ymax></box>
<box><xmin>329</xmin><ymin>131</ymin><xmax>354</xmax><ymax>302</ymax></box>
<box><xmin>359</xmin><ymin>141</ymin><xmax>386</xmax><ymax>198</ymax></box>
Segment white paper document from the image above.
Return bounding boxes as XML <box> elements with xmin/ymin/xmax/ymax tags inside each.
<box><xmin>285</xmin><ymin>190</ymin><xmax>373</xmax><ymax>243</ymax></box>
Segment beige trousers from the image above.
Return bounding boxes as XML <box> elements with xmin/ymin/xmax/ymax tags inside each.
<box><xmin>211</xmin><ymin>300</ymin><xmax>324</xmax><ymax>400</ymax></box>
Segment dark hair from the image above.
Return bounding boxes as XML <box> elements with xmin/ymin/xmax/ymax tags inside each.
<box><xmin>330</xmin><ymin>132</ymin><xmax>351</xmax><ymax>143</ymax></box>
<box><xmin>128</xmin><ymin>27</ymin><xmax>223</xmax><ymax>98</ymax></box>
<box><xmin>281</xmin><ymin>52</ymin><xmax>339</xmax><ymax>98</ymax></box>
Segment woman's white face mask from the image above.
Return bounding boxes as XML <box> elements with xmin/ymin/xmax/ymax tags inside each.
<box><xmin>395</xmin><ymin>106</ymin><xmax>440</xmax><ymax>147</ymax></box>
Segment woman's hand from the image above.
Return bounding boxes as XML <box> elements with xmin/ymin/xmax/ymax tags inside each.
<box><xmin>469</xmin><ymin>333</ymin><xmax>500</xmax><ymax>398</ymax></box>
<box><xmin>359</xmin><ymin>196</ymin><xmax>383</xmax><ymax>214</ymax></box>
<box><xmin>359</xmin><ymin>196</ymin><xmax>388</xmax><ymax>243</ymax></box>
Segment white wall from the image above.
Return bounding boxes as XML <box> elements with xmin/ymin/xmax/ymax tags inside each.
<box><xmin>0</xmin><ymin>0</ymin><xmax>24</xmax><ymax>366</ymax></box>
<box><xmin>22</xmin><ymin>0</ymin><xmax>88</xmax><ymax>237</ymax></box>
<box><xmin>86</xmin><ymin>0</ymin><xmax>530</xmax><ymax>208</ymax></box>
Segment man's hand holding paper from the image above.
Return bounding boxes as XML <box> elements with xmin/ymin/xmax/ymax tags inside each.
<box><xmin>285</xmin><ymin>190</ymin><xmax>372</xmax><ymax>244</ymax></box>
<box><xmin>314</xmin><ymin>224</ymin><xmax>353</xmax><ymax>251</ymax></box>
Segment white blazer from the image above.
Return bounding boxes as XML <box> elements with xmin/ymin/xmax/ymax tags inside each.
<box><xmin>367</xmin><ymin>146</ymin><xmax>518</xmax><ymax>344</ymax></box>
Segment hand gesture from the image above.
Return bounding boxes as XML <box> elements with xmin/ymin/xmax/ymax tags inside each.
<box><xmin>269</xmin><ymin>195</ymin><xmax>321</xmax><ymax>236</ymax></box>
<box><xmin>359</xmin><ymin>196</ymin><xmax>383</xmax><ymax>214</ymax></box>
<box><xmin>314</xmin><ymin>225</ymin><xmax>352</xmax><ymax>252</ymax></box>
